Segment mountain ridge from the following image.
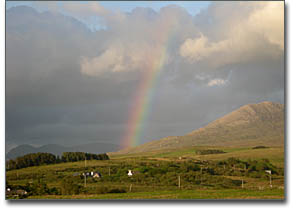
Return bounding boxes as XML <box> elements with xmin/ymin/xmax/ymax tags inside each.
<box><xmin>117</xmin><ymin>101</ymin><xmax>284</xmax><ymax>154</ymax></box>
<box><xmin>6</xmin><ymin>142</ymin><xmax>119</xmax><ymax>160</ymax></box>
<box><xmin>6</xmin><ymin>101</ymin><xmax>284</xmax><ymax>158</ymax></box>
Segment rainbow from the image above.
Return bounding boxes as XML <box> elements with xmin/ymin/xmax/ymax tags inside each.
<box><xmin>121</xmin><ymin>21</ymin><xmax>177</xmax><ymax>149</ymax></box>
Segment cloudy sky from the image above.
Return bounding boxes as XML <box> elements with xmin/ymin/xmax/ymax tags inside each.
<box><xmin>6</xmin><ymin>1</ymin><xmax>284</xmax><ymax>151</ymax></box>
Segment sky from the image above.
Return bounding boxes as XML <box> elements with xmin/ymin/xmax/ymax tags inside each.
<box><xmin>6</xmin><ymin>1</ymin><xmax>211</xmax><ymax>16</ymax></box>
<box><xmin>5</xmin><ymin>1</ymin><xmax>284</xmax><ymax>151</ymax></box>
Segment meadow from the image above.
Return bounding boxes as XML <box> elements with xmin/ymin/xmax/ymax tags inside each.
<box><xmin>6</xmin><ymin>144</ymin><xmax>284</xmax><ymax>200</ymax></box>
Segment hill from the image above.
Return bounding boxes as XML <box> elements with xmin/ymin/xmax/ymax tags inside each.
<box><xmin>6</xmin><ymin>143</ymin><xmax>119</xmax><ymax>160</ymax></box>
<box><xmin>6</xmin><ymin>144</ymin><xmax>38</xmax><ymax>160</ymax></box>
<box><xmin>118</xmin><ymin>101</ymin><xmax>284</xmax><ymax>154</ymax></box>
<box><xmin>6</xmin><ymin>144</ymin><xmax>69</xmax><ymax>160</ymax></box>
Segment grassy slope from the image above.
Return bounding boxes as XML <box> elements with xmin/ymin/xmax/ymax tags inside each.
<box><xmin>112</xmin><ymin>145</ymin><xmax>284</xmax><ymax>167</ymax></box>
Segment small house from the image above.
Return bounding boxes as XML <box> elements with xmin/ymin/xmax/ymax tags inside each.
<box><xmin>7</xmin><ymin>189</ymin><xmax>28</xmax><ymax>197</ymax></box>
<box><xmin>82</xmin><ymin>172</ymin><xmax>90</xmax><ymax>177</ymax></box>
<box><xmin>16</xmin><ymin>190</ymin><xmax>27</xmax><ymax>195</ymax></box>
<box><xmin>128</xmin><ymin>170</ymin><xmax>133</xmax><ymax>176</ymax></box>
<box><xmin>93</xmin><ymin>172</ymin><xmax>101</xmax><ymax>178</ymax></box>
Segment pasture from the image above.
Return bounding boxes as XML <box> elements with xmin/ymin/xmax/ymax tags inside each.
<box><xmin>6</xmin><ymin>145</ymin><xmax>284</xmax><ymax>200</ymax></box>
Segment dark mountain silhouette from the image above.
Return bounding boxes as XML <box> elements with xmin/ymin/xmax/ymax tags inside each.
<box><xmin>6</xmin><ymin>143</ymin><xmax>119</xmax><ymax>160</ymax></box>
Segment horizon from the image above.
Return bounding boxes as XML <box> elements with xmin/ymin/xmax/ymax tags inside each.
<box><xmin>6</xmin><ymin>100</ymin><xmax>284</xmax><ymax>153</ymax></box>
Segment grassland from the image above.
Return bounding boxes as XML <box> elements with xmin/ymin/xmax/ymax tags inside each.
<box><xmin>27</xmin><ymin>189</ymin><xmax>284</xmax><ymax>200</ymax></box>
<box><xmin>112</xmin><ymin>144</ymin><xmax>284</xmax><ymax>167</ymax></box>
<box><xmin>6</xmin><ymin>144</ymin><xmax>284</xmax><ymax>200</ymax></box>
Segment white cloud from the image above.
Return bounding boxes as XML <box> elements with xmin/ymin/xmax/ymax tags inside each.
<box><xmin>62</xmin><ymin>2</ymin><xmax>108</xmax><ymax>17</ymax></box>
<box><xmin>81</xmin><ymin>46</ymin><xmax>125</xmax><ymax>75</ymax></box>
<box><xmin>207</xmin><ymin>78</ymin><xmax>227</xmax><ymax>87</ymax></box>
<box><xmin>78</xmin><ymin>6</ymin><xmax>184</xmax><ymax>76</ymax></box>
<box><xmin>180</xmin><ymin>34</ymin><xmax>229</xmax><ymax>62</ymax></box>
<box><xmin>69</xmin><ymin>1</ymin><xmax>283</xmax><ymax>79</ymax></box>
<box><xmin>247</xmin><ymin>2</ymin><xmax>284</xmax><ymax>50</ymax></box>
<box><xmin>180</xmin><ymin>2</ymin><xmax>284</xmax><ymax>65</ymax></box>
<box><xmin>80</xmin><ymin>43</ymin><xmax>155</xmax><ymax>76</ymax></box>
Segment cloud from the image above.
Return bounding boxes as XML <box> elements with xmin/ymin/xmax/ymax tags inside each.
<box><xmin>207</xmin><ymin>78</ymin><xmax>227</xmax><ymax>87</ymax></box>
<box><xmin>247</xmin><ymin>2</ymin><xmax>284</xmax><ymax>50</ymax></box>
<box><xmin>80</xmin><ymin>45</ymin><xmax>128</xmax><ymax>75</ymax></box>
<box><xmin>180</xmin><ymin>2</ymin><xmax>284</xmax><ymax>66</ymax></box>
<box><xmin>5</xmin><ymin>3</ymin><xmax>284</xmax><ymax>149</ymax></box>
<box><xmin>80</xmin><ymin>43</ymin><xmax>151</xmax><ymax>75</ymax></box>
<box><xmin>79</xmin><ymin>2</ymin><xmax>284</xmax><ymax>77</ymax></box>
<box><xmin>62</xmin><ymin>2</ymin><xmax>108</xmax><ymax>17</ymax></box>
<box><xmin>78</xmin><ymin>5</ymin><xmax>189</xmax><ymax>76</ymax></box>
<box><xmin>179</xmin><ymin>33</ymin><xmax>229</xmax><ymax>62</ymax></box>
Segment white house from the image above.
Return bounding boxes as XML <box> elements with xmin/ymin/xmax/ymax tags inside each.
<box><xmin>93</xmin><ymin>172</ymin><xmax>101</xmax><ymax>178</ymax></box>
<box><xmin>128</xmin><ymin>170</ymin><xmax>133</xmax><ymax>177</ymax></box>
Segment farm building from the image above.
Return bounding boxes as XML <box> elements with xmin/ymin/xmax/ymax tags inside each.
<box><xmin>93</xmin><ymin>172</ymin><xmax>101</xmax><ymax>178</ymax></box>
<box><xmin>82</xmin><ymin>171</ymin><xmax>102</xmax><ymax>178</ymax></box>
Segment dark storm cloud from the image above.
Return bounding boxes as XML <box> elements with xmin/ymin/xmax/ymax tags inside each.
<box><xmin>6</xmin><ymin>2</ymin><xmax>284</xmax><ymax>149</ymax></box>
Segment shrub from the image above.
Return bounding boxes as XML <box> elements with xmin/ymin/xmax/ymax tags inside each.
<box><xmin>60</xmin><ymin>178</ymin><xmax>82</xmax><ymax>195</ymax></box>
<box><xmin>195</xmin><ymin>149</ymin><xmax>226</xmax><ymax>155</ymax></box>
<box><xmin>96</xmin><ymin>186</ymin><xmax>109</xmax><ymax>194</ymax></box>
<box><xmin>252</xmin><ymin>146</ymin><xmax>269</xmax><ymax>149</ymax></box>
<box><xmin>7</xmin><ymin>152</ymin><xmax>110</xmax><ymax>171</ymax></box>
<box><xmin>107</xmin><ymin>188</ymin><xmax>126</xmax><ymax>193</ymax></box>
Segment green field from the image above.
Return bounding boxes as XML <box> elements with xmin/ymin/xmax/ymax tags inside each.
<box><xmin>27</xmin><ymin>189</ymin><xmax>284</xmax><ymax>200</ymax></box>
<box><xmin>6</xmin><ymin>145</ymin><xmax>284</xmax><ymax>200</ymax></box>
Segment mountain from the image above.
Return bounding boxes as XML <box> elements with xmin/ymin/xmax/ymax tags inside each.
<box><xmin>7</xmin><ymin>101</ymin><xmax>284</xmax><ymax>158</ymax></box>
<box><xmin>6</xmin><ymin>144</ymin><xmax>68</xmax><ymax>160</ymax></box>
<box><xmin>5</xmin><ymin>144</ymin><xmax>38</xmax><ymax>160</ymax></box>
<box><xmin>118</xmin><ymin>101</ymin><xmax>284</xmax><ymax>154</ymax></box>
<box><xmin>6</xmin><ymin>143</ymin><xmax>119</xmax><ymax>160</ymax></box>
